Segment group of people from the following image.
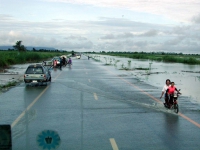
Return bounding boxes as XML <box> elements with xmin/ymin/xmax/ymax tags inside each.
<box><xmin>160</xmin><ymin>79</ymin><xmax>181</xmax><ymax>108</ymax></box>
<box><xmin>53</xmin><ymin>57</ymin><xmax>72</xmax><ymax>69</ymax></box>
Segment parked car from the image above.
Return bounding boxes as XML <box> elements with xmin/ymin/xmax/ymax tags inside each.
<box><xmin>24</xmin><ymin>64</ymin><xmax>51</xmax><ymax>85</ymax></box>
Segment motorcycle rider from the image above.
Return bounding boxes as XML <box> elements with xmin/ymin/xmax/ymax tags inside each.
<box><xmin>166</xmin><ymin>82</ymin><xmax>181</xmax><ymax>108</ymax></box>
<box><xmin>160</xmin><ymin>79</ymin><xmax>171</xmax><ymax>106</ymax></box>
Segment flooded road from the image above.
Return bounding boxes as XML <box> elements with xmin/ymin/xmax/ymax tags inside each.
<box><xmin>0</xmin><ymin>55</ymin><xmax>200</xmax><ymax>150</ymax></box>
<box><xmin>90</xmin><ymin>54</ymin><xmax>200</xmax><ymax>107</ymax></box>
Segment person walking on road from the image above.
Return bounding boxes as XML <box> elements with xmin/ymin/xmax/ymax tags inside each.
<box><xmin>68</xmin><ymin>57</ymin><xmax>72</xmax><ymax>68</ymax></box>
<box><xmin>53</xmin><ymin>60</ymin><xmax>57</xmax><ymax>68</ymax></box>
<box><xmin>59</xmin><ymin>58</ymin><xmax>63</xmax><ymax>70</ymax></box>
<box><xmin>62</xmin><ymin>57</ymin><xmax>66</xmax><ymax>66</ymax></box>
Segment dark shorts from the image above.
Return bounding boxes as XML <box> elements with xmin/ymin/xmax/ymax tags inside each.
<box><xmin>169</xmin><ymin>95</ymin><xmax>174</xmax><ymax>105</ymax></box>
<box><xmin>164</xmin><ymin>93</ymin><xmax>168</xmax><ymax>99</ymax></box>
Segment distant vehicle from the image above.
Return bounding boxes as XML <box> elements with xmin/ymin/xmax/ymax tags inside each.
<box><xmin>76</xmin><ymin>55</ymin><xmax>81</xmax><ymax>59</ymax></box>
<box><xmin>76</xmin><ymin>53</ymin><xmax>81</xmax><ymax>59</ymax></box>
<box><xmin>24</xmin><ymin>64</ymin><xmax>51</xmax><ymax>85</ymax></box>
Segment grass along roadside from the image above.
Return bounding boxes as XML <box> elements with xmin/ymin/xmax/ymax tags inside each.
<box><xmin>0</xmin><ymin>51</ymin><xmax>70</xmax><ymax>69</ymax></box>
<box><xmin>0</xmin><ymin>50</ymin><xmax>69</xmax><ymax>92</ymax></box>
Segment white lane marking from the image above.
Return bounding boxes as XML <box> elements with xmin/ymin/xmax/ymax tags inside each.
<box><xmin>110</xmin><ymin>138</ymin><xmax>119</xmax><ymax>150</ymax></box>
<box><xmin>11</xmin><ymin>72</ymin><xmax>62</xmax><ymax>128</ymax></box>
<box><xmin>11</xmin><ymin>86</ymin><xmax>49</xmax><ymax>128</ymax></box>
<box><xmin>93</xmin><ymin>93</ymin><xmax>98</xmax><ymax>100</ymax></box>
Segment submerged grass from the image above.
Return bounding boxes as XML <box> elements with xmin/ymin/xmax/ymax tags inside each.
<box><xmin>98</xmin><ymin>52</ymin><xmax>200</xmax><ymax>65</ymax></box>
<box><xmin>0</xmin><ymin>81</ymin><xmax>18</xmax><ymax>91</ymax></box>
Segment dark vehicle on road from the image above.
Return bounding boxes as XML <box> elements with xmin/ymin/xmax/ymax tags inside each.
<box><xmin>24</xmin><ymin>64</ymin><xmax>51</xmax><ymax>85</ymax></box>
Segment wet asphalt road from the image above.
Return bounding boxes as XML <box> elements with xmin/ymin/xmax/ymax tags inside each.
<box><xmin>0</xmin><ymin>55</ymin><xmax>200</xmax><ymax>150</ymax></box>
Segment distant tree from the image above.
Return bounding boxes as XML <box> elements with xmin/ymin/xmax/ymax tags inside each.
<box><xmin>13</xmin><ymin>41</ymin><xmax>26</xmax><ymax>52</ymax></box>
<box><xmin>33</xmin><ymin>48</ymin><xmax>36</xmax><ymax>51</ymax></box>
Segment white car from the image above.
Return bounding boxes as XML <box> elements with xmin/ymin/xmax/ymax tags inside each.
<box><xmin>76</xmin><ymin>55</ymin><xmax>81</xmax><ymax>59</ymax></box>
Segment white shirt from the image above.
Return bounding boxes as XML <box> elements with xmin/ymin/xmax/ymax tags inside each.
<box><xmin>162</xmin><ymin>84</ymin><xmax>170</xmax><ymax>93</ymax></box>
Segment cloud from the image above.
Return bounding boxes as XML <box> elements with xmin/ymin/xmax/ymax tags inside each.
<box><xmin>164</xmin><ymin>36</ymin><xmax>185</xmax><ymax>45</ymax></box>
<box><xmin>64</xmin><ymin>35</ymin><xmax>88</xmax><ymax>41</ymax></box>
<box><xmin>100</xmin><ymin>34</ymin><xmax>115</xmax><ymax>39</ymax></box>
<box><xmin>139</xmin><ymin>29</ymin><xmax>158</xmax><ymax>37</ymax></box>
<box><xmin>61</xmin><ymin>40</ymin><xmax>93</xmax><ymax>49</ymax></box>
<box><xmin>100</xmin><ymin>29</ymin><xmax>159</xmax><ymax>40</ymax></box>
<box><xmin>0</xmin><ymin>14</ymin><xmax>14</xmax><ymax>21</ymax></box>
<box><xmin>0</xmin><ymin>31</ymin><xmax>93</xmax><ymax>50</ymax></box>
<box><xmin>192</xmin><ymin>14</ymin><xmax>200</xmax><ymax>24</ymax></box>
<box><xmin>0</xmin><ymin>12</ymin><xmax>200</xmax><ymax>53</ymax></box>
<box><xmin>117</xmin><ymin>32</ymin><xmax>134</xmax><ymax>39</ymax></box>
<box><xmin>45</xmin><ymin>0</ymin><xmax>200</xmax><ymax>23</ymax></box>
<box><xmin>93</xmin><ymin>17</ymin><xmax>160</xmax><ymax>29</ymax></box>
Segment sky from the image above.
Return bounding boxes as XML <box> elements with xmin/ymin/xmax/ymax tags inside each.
<box><xmin>0</xmin><ymin>0</ymin><xmax>200</xmax><ymax>53</ymax></box>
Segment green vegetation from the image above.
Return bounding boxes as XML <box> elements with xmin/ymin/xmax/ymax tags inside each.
<box><xmin>13</xmin><ymin>41</ymin><xmax>26</xmax><ymax>52</ymax></box>
<box><xmin>0</xmin><ymin>81</ymin><xmax>18</xmax><ymax>91</ymax></box>
<box><xmin>95</xmin><ymin>51</ymin><xmax>200</xmax><ymax>65</ymax></box>
<box><xmin>0</xmin><ymin>51</ymin><xmax>70</xmax><ymax>68</ymax></box>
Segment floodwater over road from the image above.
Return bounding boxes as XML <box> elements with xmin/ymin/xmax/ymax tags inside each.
<box><xmin>0</xmin><ymin>55</ymin><xmax>200</xmax><ymax>149</ymax></box>
<box><xmin>90</xmin><ymin>54</ymin><xmax>200</xmax><ymax>107</ymax></box>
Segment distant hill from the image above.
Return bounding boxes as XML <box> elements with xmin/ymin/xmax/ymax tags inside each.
<box><xmin>0</xmin><ymin>46</ymin><xmax>57</xmax><ymax>51</ymax></box>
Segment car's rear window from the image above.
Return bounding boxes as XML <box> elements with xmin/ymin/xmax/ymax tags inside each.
<box><xmin>26</xmin><ymin>67</ymin><xmax>44</xmax><ymax>74</ymax></box>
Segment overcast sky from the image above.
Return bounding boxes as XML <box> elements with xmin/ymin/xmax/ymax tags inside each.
<box><xmin>0</xmin><ymin>0</ymin><xmax>200</xmax><ymax>53</ymax></box>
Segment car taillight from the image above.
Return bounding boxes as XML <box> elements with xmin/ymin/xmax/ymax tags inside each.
<box><xmin>44</xmin><ymin>74</ymin><xmax>46</xmax><ymax>78</ymax></box>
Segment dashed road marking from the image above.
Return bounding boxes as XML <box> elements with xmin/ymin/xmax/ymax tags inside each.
<box><xmin>179</xmin><ymin>113</ymin><xmax>200</xmax><ymax>128</ymax></box>
<box><xmin>110</xmin><ymin>138</ymin><xmax>119</xmax><ymax>150</ymax></box>
<box><xmin>93</xmin><ymin>93</ymin><xmax>98</xmax><ymax>100</ymax></box>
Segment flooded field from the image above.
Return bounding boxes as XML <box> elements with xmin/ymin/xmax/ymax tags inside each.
<box><xmin>90</xmin><ymin>54</ymin><xmax>200</xmax><ymax>105</ymax></box>
<box><xmin>0</xmin><ymin>64</ymin><xmax>30</xmax><ymax>86</ymax></box>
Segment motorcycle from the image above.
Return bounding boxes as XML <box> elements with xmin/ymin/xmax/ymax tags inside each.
<box><xmin>164</xmin><ymin>89</ymin><xmax>181</xmax><ymax>113</ymax></box>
